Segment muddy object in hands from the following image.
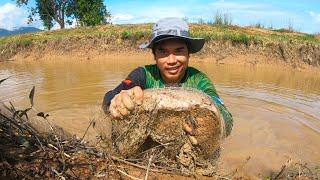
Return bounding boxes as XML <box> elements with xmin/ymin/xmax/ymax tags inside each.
<box><xmin>110</xmin><ymin>88</ymin><xmax>225</xmax><ymax>162</ymax></box>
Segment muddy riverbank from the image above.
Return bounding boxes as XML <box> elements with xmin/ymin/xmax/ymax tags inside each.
<box><xmin>1</xmin><ymin>24</ymin><xmax>320</xmax><ymax>69</ymax></box>
<box><xmin>3</xmin><ymin>38</ymin><xmax>320</xmax><ymax>68</ymax></box>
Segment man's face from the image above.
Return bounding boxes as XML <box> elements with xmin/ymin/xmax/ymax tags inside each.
<box><xmin>154</xmin><ymin>39</ymin><xmax>189</xmax><ymax>84</ymax></box>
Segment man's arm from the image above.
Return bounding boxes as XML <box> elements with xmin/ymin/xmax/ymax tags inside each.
<box><xmin>102</xmin><ymin>67</ymin><xmax>146</xmax><ymax>113</ymax></box>
<box><xmin>197</xmin><ymin>73</ymin><xmax>233</xmax><ymax>136</ymax></box>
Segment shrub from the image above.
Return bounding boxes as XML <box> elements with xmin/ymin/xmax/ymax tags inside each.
<box><xmin>121</xmin><ymin>30</ymin><xmax>131</xmax><ymax>40</ymax></box>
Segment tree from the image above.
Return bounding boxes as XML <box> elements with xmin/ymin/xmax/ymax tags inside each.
<box><xmin>33</xmin><ymin>0</ymin><xmax>54</xmax><ymax>30</ymax></box>
<box><xmin>17</xmin><ymin>0</ymin><xmax>72</xmax><ymax>29</ymax></box>
<box><xmin>67</xmin><ymin>0</ymin><xmax>111</xmax><ymax>26</ymax></box>
<box><xmin>16</xmin><ymin>0</ymin><xmax>110</xmax><ymax>30</ymax></box>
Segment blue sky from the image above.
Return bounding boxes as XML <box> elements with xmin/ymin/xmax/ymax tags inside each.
<box><xmin>0</xmin><ymin>0</ymin><xmax>319</xmax><ymax>33</ymax></box>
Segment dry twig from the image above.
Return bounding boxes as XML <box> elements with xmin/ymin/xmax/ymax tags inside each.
<box><xmin>116</xmin><ymin>169</ymin><xmax>142</xmax><ymax>180</ymax></box>
<box><xmin>144</xmin><ymin>155</ymin><xmax>153</xmax><ymax>180</ymax></box>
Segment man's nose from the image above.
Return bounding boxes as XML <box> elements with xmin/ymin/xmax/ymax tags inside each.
<box><xmin>167</xmin><ymin>53</ymin><xmax>177</xmax><ymax>64</ymax></box>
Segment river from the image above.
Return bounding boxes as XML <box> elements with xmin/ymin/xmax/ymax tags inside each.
<box><xmin>0</xmin><ymin>56</ymin><xmax>319</xmax><ymax>177</ymax></box>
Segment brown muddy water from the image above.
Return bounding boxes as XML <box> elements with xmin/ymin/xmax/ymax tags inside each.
<box><xmin>0</xmin><ymin>56</ymin><xmax>320</xmax><ymax>177</ymax></box>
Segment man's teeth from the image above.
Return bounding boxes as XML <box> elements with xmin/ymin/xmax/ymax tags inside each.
<box><xmin>167</xmin><ymin>66</ymin><xmax>178</xmax><ymax>70</ymax></box>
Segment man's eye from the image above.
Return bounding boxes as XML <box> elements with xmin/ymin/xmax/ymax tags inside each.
<box><xmin>175</xmin><ymin>49</ymin><xmax>185</xmax><ymax>54</ymax></box>
<box><xmin>157</xmin><ymin>49</ymin><xmax>167</xmax><ymax>55</ymax></box>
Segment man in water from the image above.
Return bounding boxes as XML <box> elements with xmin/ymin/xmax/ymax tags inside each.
<box><xmin>103</xmin><ymin>17</ymin><xmax>233</xmax><ymax>138</ymax></box>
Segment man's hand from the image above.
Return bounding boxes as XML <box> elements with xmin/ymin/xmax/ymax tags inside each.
<box><xmin>183</xmin><ymin>104</ymin><xmax>219</xmax><ymax>145</ymax></box>
<box><xmin>109</xmin><ymin>86</ymin><xmax>144</xmax><ymax>119</ymax></box>
<box><xmin>183</xmin><ymin>117</ymin><xmax>206</xmax><ymax>145</ymax></box>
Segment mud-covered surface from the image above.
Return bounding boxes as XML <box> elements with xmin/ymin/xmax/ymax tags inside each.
<box><xmin>110</xmin><ymin>109</ymin><xmax>221</xmax><ymax>176</ymax></box>
<box><xmin>96</xmin><ymin>88</ymin><xmax>224</xmax><ymax>176</ymax></box>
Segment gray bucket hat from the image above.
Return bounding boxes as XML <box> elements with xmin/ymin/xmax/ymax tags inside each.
<box><xmin>139</xmin><ymin>17</ymin><xmax>205</xmax><ymax>54</ymax></box>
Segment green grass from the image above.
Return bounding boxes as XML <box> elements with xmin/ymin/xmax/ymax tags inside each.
<box><xmin>0</xmin><ymin>23</ymin><xmax>319</xmax><ymax>48</ymax></box>
<box><xmin>120</xmin><ymin>29</ymin><xmax>150</xmax><ymax>40</ymax></box>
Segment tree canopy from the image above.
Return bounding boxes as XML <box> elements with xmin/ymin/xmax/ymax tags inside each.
<box><xmin>16</xmin><ymin>0</ymin><xmax>111</xmax><ymax>30</ymax></box>
<box><xmin>67</xmin><ymin>0</ymin><xmax>111</xmax><ymax>27</ymax></box>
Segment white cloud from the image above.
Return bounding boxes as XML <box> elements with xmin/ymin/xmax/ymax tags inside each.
<box><xmin>205</xmin><ymin>1</ymin><xmax>289</xmax><ymax>19</ymax></box>
<box><xmin>65</xmin><ymin>18</ymin><xmax>77</xmax><ymax>29</ymax></box>
<box><xmin>144</xmin><ymin>6</ymin><xmax>186</xmax><ymax>20</ymax></box>
<box><xmin>209</xmin><ymin>1</ymin><xmax>270</xmax><ymax>11</ymax></box>
<box><xmin>0</xmin><ymin>3</ymin><xmax>29</xmax><ymax>30</ymax></box>
<box><xmin>309</xmin><ymin>11</ymin><xmax>320</xmax><ymax>23</ymax></box>
<box><xmin>112</xmin><ymin>13</ymin><xmax>134</xmax><ymax>21</ymax></box>
<box><xmin>51</xmin><ymin>23</ymin><xmax>61</xmax><ymax>30</ymax></box>
<box><xmin>111</xmin><ymin>6</ymin><xmax>186</xmax><ymax>24</ymax></box>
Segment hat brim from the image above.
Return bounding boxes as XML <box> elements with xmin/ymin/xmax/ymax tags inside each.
<box><xmin>139</xmin><ymin>35</ymin><xmax>205</xmax><ymax>54</ymax></box>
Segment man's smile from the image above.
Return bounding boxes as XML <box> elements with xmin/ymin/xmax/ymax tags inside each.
<box><xmin>165</xmin><ymin>65</ymin><xmax>182</xmax><ymax>74</ymax></box>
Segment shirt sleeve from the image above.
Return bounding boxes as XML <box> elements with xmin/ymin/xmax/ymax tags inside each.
<box><xmin>197</xmin><ymin>73</ymin><xmax>233</xmax><ymax>136</ymax></box>
<box><xmin>102</xmin><ymin>67</ymin><xmax>146</xmax><ymax>112</ymax></box>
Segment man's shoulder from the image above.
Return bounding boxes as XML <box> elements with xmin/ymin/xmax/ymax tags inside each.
<box><xmin>143</xmin><ymin>64</ymin><xmax>157</xmax><ymax>70</ymax></box>
<box><xmin>142</xmin><ymin>64</ymin><xmax>159</xmax><ymax>74</ymax></box>
<box><xmin>143</xmin><ymin>64</ymin><xmax>156</xmax><ymax>67</ymax></box>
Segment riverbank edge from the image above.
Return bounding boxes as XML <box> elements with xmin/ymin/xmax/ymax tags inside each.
<box><xmin>3</xmin><ymin>40</ymin><xmax>319</xmax><ymax>74</ymax></box>
<box><xmin>1</xmin><ymin>36</ymin><xmax>320</xmax><ymax>68</ymax></box>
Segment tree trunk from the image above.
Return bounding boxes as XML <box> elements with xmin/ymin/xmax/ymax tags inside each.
<box><xmin>58</xmin><ymin>20</ymin><xmax>65</xmax><ymax>29</ymax></box>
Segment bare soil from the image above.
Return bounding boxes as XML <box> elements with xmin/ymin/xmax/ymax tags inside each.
<box><xmin>1</xmin><ymin>36</ymin><xmax>320</xmax><ymax>71</ymax></box>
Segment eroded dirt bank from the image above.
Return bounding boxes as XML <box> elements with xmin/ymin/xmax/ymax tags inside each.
<box><xmin>1</xmin><ymin>36</ymin><xmax>320</xmax><ymax>70</ymax></box>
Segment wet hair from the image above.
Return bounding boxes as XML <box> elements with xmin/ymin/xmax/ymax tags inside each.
<box><xmin>152</xmin><ymin>38</ymin><xmax>190</xmax><ymax>56</ymax></box>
